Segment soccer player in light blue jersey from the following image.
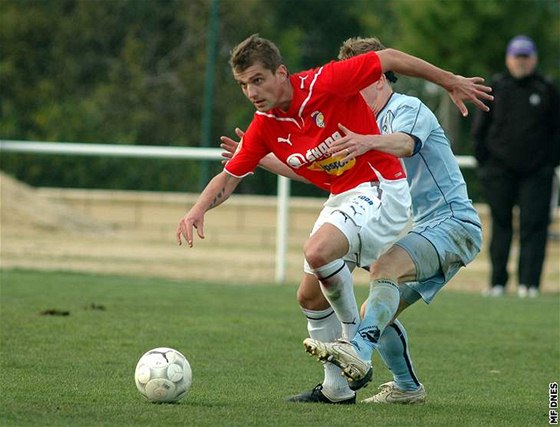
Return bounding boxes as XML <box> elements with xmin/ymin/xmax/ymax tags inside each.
<box><xmin>301</xmin><ymin>37</ymin><xmax>483</xmax><ymax>404</ymax></box>
<box><xmin>220</xmin><ymin>37</ymin><xmax>484</xmax><ymax>404</ymax></box>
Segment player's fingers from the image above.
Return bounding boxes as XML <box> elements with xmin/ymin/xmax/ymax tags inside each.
<box><xmin>194</xmin><ymin>222</ymin><xmax>205</xmax><ymax>240</ymax></box>
<box><xmin>341</xmin><ymin>150</ymin><xmax>353</xmax><ymax>162</ymax></box>
<box><xmin>328</xmin><ymin>143</ymin><xmax>348</xmax><ymax>156</ymax></box>
<box><xmin>186</xmin><ymin>225</ymin><xmax>194</xmax><ymax>247</ymax></box>
<box><xmin>220</xmin><ymin>135</ymin><xmax>237</xmax><ymax>146</ymax></box>
<box><xmin>452</xmin><ymin>98</ymin><xmax>469</xmax><ymax>117</ymax></box>
<box><xmin>476</xmin><ymin>89</ymin><xmax>494</xmax><ymax>101</ymax></box>
<box><xmin>331</xmin><ymin>147</ymin><xmax>353</xmax><ymax>162</ymax></box>
<box><xmin>220</xmin><ymin>144</ymin><xmax>235</xmax><ymax>157</ymax></box>
<box><xmin>176</xmin><ymin>218</ymin><xmax>195</xmax><ymax>247</ymax></box>
<box><xmin>329</xmin><ymin>135</ymin><xmax>347</xmax><ymax>150</ymax></box>
<box><xmin>475</xmin><ymin>84</ymin><xmax>493</xmax><ymax>94</ymax></box>
<box><xmin>176</xmin><ymin>226</ymin><xmax>183</xmax><ymax>245</ymax></box>
<box><xmin>470</xmin><ymin>76</ymin><xmax>485</xmax><ymax>84</ymax></box>
<box><xmin>235</xmin><ymin>128</ymin><xmax>245</xmax><ymax>138</ymax></box>
<box><xmin>220</xmin><ymin>137</ymin><xmax>238</xmax><ymax>157</ymax></box>
<box><xmin>338</xmin><ymin>123</ymin><xmax>351</xmax><ymax>135</ymax></box>
<box><xmin>176</xmin><ymin>222</ymin><xmax>188</xmax><ymax>246</ymax></box>
<box><xmin>470</xmin><ymin>97</ymin><xmax>490</xmax><ymax>113</ymax></box>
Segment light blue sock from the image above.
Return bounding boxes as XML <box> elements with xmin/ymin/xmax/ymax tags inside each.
<box><xmin>378</xmin><ymin>319</ymin><xmax>421</xmax><ymax>391</ymax></box>
<box><xmin>351</xmin><ymin>279</ymin><xmax>400</xmax><ymax>361</ymax></box>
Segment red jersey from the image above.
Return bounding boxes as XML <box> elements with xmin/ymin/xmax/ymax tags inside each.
<box><xmin>225</xmin><ymin>51</ymin><xmax>405</xmax><ymax>194</ymax></box>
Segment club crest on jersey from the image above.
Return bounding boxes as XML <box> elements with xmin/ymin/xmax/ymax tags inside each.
<box><xmin>380</xmin><ymin>110</ymin><xmax>395</xmax><ymax>134</ymax></box>
<box><xmin>311</xmin><ymin>111</ymin><xmax>325</xmax><ymax>128</ymax></box>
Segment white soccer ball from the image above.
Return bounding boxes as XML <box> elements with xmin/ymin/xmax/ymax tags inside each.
<box><xmin>134</xmin><ymin>347</ymin><xmax>192</xmax><ymax>403</ymax></box>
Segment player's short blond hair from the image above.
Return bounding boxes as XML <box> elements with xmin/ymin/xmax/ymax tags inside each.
<box><xmin>338</xmin><ymin>37</ymin><xmax>397</xmax><ymax>83</ymax></box>
<box><xmin>229</xmin><ymin>34</ymin><xmax>284</xmax><ymax>73</ymax></box>
<box><xmin>338</xmin><ymin>37</ymin><xmax>386</xmax><ymax>60</ymax></box>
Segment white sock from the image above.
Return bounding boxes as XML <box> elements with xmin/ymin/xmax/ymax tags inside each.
<box><xmin>302</xmin><ymin>307</ymin><xmax>354</xmax><ymax>398</ymax></box>
<box><xmin>312</xmin><ymin>259</ymin><xmax>360</xmax><ymax>340</ymax></box>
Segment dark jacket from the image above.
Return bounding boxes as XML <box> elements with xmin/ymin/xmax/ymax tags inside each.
<box><xmin>472</xmin><ymin>70</ymin><xmax>560</xmax><ymax>174</ymax></box>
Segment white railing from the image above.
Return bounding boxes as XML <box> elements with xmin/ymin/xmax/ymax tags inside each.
<box><xmin>0</xmin><ymin>140</ymin><xmax>294</xmax><ymax>282</ymax></box>
<box><xmin>1</xmin><ymin>139</ymin><xmax>478</xmax><ymax>282</ymax></box>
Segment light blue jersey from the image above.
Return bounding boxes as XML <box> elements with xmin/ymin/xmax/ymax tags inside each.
<box><xmin>377</xmin><ymin>93</ymin><xmax>482</xmax><ymax>303</ymax></box>
<box><xmin>378</xmin><ymin>93</ymin><xmax>481</xmax><ymax>226</ymax></box>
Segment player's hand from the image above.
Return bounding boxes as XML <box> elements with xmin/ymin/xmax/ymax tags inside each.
<box><xmin>448</xmin><ymin>76</ymin><xmax>493</xmax><ymax>117</ymax></box>
<box><xmin>328</xmin><ymin>123</ymin><xmax>375</xmax><ymax>162</ymax></box>
<box><xmin>220</xmin><ymin>128</ymin><xmax>244</xmax><ymax>164</ymax></box>
<box><xmin>176</xmin><ymin>209</ymin><xmax>205</xmax><ymax>248</ymax></box>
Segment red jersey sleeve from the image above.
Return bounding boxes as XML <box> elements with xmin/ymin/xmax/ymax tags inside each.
<box><xmin>317</xmin><ymin>51</ymin><xmax>383</xmax><ymax>97</ymax></box>
<box><xmin>224</xmin><ymin>117</ymin><xmax>271</xmax><ymax>178</ymax></box>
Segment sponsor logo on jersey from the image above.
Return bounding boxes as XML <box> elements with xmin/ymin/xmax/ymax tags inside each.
<box><xmin>308</xmin><ymin>156</ymin><xmax>356</xmax><ymax>176</ymax></box>
<box><xmin>311</xmin><ymin>111</ymin><xmax>325</xmax><ymax>128</ymax></box>
<box><xmin>285</xmin><ymin>130</ymin><xmax>356</xmax><ymax>176</ymax></box>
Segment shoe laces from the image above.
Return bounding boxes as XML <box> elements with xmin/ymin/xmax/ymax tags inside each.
<box><xmin>377</xmin><ymin>381</ymin><xmax>395</xmax><ymax>394</ymax></box>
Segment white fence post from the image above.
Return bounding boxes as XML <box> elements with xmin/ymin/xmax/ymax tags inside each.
<box><xmin>275</xmin><ymin>176</ymin><xmax>290</xmax><ymax>284</ymax></box>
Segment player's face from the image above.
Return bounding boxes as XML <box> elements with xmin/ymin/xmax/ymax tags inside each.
<box><xmin>359</xmin><ymin>77</ymin><xmax>387</xmax><ymax>115</ymax></box>
<box><xmin>233</xmin><ymin>63</ymin><xmax>289</xmax><ymax>112</ymax></box>
<box><xmin>506</xmin><ymin>54</ymin><xmax>537</xmax><ymax>79</ymax></box>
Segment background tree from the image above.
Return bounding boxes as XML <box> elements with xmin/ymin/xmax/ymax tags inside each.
<box><xmin>1</xmin><ymin>0</ymin><xmax>558</xmax><ymax>198</ymax></box>
<box><xmin>390</xmin><ymin>0</ymin><xmax>559</xmax><ymax>199</ymax></box>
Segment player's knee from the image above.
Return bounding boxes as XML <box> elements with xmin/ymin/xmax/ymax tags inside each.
<box><xmin>369</xmin><ymin>258</ymin><xmax>393</xmax><ymax>281</ymax></box>
<box><xmin>303</xmin><ymin>241</ymin><xmax>329</xmax><ymax>270</ymax></box>
<box><xmin>296</xmin><ymin>285</ymin><xmax>329</xmax><ymax>310</ymax></box>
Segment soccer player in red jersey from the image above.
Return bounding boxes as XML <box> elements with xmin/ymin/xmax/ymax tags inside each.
<box><xmin>176</xmin><ymin>34</ymin><xmax>492</xmax><ymax>403</ymax></box>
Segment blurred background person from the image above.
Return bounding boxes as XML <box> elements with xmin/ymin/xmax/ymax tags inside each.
<box><xmin>472</xmin><ymin>35</ymin><xmax>560</xmax><ymax>298</ymax></box>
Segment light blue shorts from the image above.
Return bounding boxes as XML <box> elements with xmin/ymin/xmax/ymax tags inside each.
<box><xmin>395</xmin><ymin>216</ymin><xmax>482</xmax><ymax>304</ymax></box>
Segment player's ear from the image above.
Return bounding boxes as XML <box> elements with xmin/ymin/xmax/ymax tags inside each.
<box><xmin>377</xmin><ymin>75</ymin><xmax>386</xmax><ymax>88</ymax></box>
<box><xmin>277</xmin><ymin>65</ymin><xmax>288</xmax><ymax>81</ymax></box>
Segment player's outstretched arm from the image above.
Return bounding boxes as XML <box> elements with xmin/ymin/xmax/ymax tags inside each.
<box><xmin>375</xmin><ymin>49</ymin><xmax>493</xmax><ymax>117</ymax></box>
<box><xmin>329</xmin><ymin>123</ymin><xmax>415</xmax><ymax>161</ymax></box>
<box><xmin>176</xmin><ymin>171</ymin><xmax>241</xmax><ymax>247</ymax></box>
<box><xmin>220</xmin><ymin>128</ymin><xmax>309</xmax><ymax>183</ymax></box>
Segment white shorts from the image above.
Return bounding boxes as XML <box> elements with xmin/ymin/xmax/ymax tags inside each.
<box><xmin>304</xmin><ymin>178</ymin><xmax>411</xmax><ymax>274</ymax></box>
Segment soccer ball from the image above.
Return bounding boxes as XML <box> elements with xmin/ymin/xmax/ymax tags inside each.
<box><xmin>134</xmin><ymin>347</ymin><xmax>192</xmax><ymax>403</ymax></box>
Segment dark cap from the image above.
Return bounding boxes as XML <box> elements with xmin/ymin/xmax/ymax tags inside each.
<box><xmin>506</xmin><ymin>35</ymin><xmax>537</xmax><ymax>56</ymax></box>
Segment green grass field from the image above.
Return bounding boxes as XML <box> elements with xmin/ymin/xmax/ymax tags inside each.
<box><xmin>1</xmin><ymin>269</ymin><xmax>558</xmax><ymax>426</ymax></box>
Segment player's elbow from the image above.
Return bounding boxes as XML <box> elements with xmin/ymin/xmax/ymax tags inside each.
<box><xmin>376</xmin><ymin>48</ymin><xmax>401</xmax><ymax>73</ymax></box>
<box><xmin>396</xmin><ymin>133</ymin><xmax>417</xmax><ymax>157</ymax></box>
